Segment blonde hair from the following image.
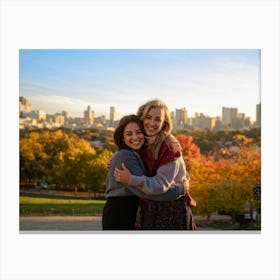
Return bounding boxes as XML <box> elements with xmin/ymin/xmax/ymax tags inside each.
<box><xmin>137</xmin><ymin>99</ymin><xmax>172</xmax><ymax>159</ymax></box>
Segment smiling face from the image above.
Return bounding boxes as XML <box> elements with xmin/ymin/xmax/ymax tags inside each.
<box><xmin>123</xmin><ymin>122</ymin><xmax>145</xmax><ymax>151</ymax></box>
<box><xmin>143</xmin><ymin>107</ymin><xmax>165</xmax><ymax>137</ymax></box>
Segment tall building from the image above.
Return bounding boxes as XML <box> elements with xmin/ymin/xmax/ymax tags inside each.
<box><xmin>232</xmin><ymin>113</ymin><xmax>245</xmax><ymax>129</ymax></box>
<box><xmin>37</xmin><ymin>110</ymin><xmax>46</xmax><ymax>121</ymax></box>
<box><xmin>192</xmin><ymin>113</ymin><xmax>216</xmax><ymax>130</ymax></box>
<box><xmin>62</xmin><ymin>110</ymin><xmax>68</xmax><ymax>125</ymax></box>
<box><xmin>110</xmin><ymin>106</ymin><xmax>116</xmax><ymax>127</ymax></box>
<box><xmin>213</xmin><ymin>116</ymin><xmax>225</xmax><ymax>130</ymax></box>
<box><xmin>54</xmin><ymin>114</ymin><xmax>65</xmax><ymax>126</ymax></box>
<box><xmin>244</xmin><ymin>117</ymin><xmax>251</xmax><ymax>127</ymax></box>
<box><xmin>28</xmin><ymin>110</ymin><xmax>47</xmax><ymax>121</ymax></box>
<box><xmin>256</xmin><ymin>102</ymin><xmax>261</xmax><ymax>126</ymax></box>
<box><xmin>19</xmin><ymin>96</ymin><xmax>31</xmax><ymax>115</ymax></box>
<box><xmin>175</xmin><ymin>108</ymin><xmax>188</xmax><ymax>129</ymax></box>
<box><xmin>84</xmin><ymin>105</ymin><xmax>94</xmax><ymax>125</ymax></box>
<box><xmin>222</xmin><ymin>107</ymin><xmax>238</xmax><ymax>127</ymax></box>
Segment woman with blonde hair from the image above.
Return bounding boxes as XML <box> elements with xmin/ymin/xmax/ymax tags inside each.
<box><xmin>115</xmin><ymin>99</ymin><xmax>196</xmax><ymax>230</ymax></box>
<box><xmin>102</xmin><ymin>114</ymin><xmax>189</xmax><ymax>230</ymax></box>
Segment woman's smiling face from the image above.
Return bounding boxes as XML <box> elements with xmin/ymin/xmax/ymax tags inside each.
<box><xmin>143</xmin><ymin>107</ymin><xmax>165</xmax><ymax>137</ymax></box>
<box><xmin>123</xmin><ymin>122</ymin><xmax>145</xmax><ymax>151</ymax></box>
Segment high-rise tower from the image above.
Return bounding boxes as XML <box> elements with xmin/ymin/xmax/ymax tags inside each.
<box><xmin>256</xmin><ymin>102</ymin><xmax>261</xmax><ymax>126</ymax></box>
<box><xmin>19</xmin><ymin>96</ymin><xmax>31</xmax><ymax>114</ymax></box>
<box><xmin>110</xmin><ymin>106</ymin><xmax>116</xmax><ymax>127</ymax></box>
<box><xmin>175</xmin><ymin>107</ymin><xmax>188</xmax><ymax>129</ymax></box>
<box><xmin>84</xmin><ymin>105</ymin><xmax>94</xmax><ymax>125</ymax></box>
<box><xmin>222</xmin><ymin>107</ymin><xmax>238</xmax><ymax>127</ymax></box>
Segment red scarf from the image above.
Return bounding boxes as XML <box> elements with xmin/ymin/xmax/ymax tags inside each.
<box><xmin>140</xmin><ymin>141</ymin><xmax>181</xmax><ymax>176</ymax></box>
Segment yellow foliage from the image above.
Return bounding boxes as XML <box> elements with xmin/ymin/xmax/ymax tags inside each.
<box><xmin>184</xmin><ymin>136</ymin><xmax>261</xmax><ymax>217</ymax></box>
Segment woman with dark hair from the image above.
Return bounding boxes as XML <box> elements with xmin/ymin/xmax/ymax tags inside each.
<box><xmin>114</xmin><ymin>100</ymin><xmax>196</xmax><ymax>230</ymax></box>
<box><xmin>102</xmin><ymin>114</ymin><xmax>189</xmax><ymax>230</ymax></box>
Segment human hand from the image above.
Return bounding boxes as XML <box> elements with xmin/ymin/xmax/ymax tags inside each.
<box><xmin>114</xmin><ymin>163</ymin><xmax>131</xmax><ymax>184</ymax></box>
<box><xmin>171</xmin><ymin>141</ymin><xmax>182</xmax><ymax>153</ymax></box>
<box><xmin>165</xmin><ymin>134</ymin><xmax>182</xmax><ymax>153</ymax></box>
<box><xmin>185</xmin><ymin>188</ymin><xmax>197</xmax><ymax>208</ymax></box>
<box><xmin>182</xmin><ymin>178</ymin><xmax>190</xmax><ymax>194</ymax></box>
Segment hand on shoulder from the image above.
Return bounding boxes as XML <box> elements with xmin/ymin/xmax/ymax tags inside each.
<box><xmin>165</xmin><ymin>134</ymin><xmax>182</xmax><ymax>154</ymax></box>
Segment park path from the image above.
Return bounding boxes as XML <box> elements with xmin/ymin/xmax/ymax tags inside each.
<box><xmin>20</xmin><ymin>216</ymin><xmax>102</xmax><ymax>231</ymax></box>
<box><xmin>20</xmin><ymin>215</ymin><xmax>229</xmax><ymax>231</ymax></box>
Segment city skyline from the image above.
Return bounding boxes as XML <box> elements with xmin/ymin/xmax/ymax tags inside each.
<box><xmin>20</xmin><ymin>94</ymin><xmax>260</xmax><ymax>131</ymax></box>
<box><xmin>20</xmin><ymin>94</ymin><xmax>259</xmax><ymax>123</ymax></box>
<box><xmin>19</xmin><ymin>49</ymin><xmax>261</xmax><ymax>121</ymax></box>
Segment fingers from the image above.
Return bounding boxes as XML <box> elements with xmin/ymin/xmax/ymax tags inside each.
<box><xmin>114</xmin><ymin>168</ymin><xmax>121</xmax><ymax>181</ymax></box>
<box><xmin>182</xmin><ymin>179</ymin><xmax>190</xmax><ymax>192</ymax></box>
<box><xmin>121</xmin><ymin>162</ymin><xmax>128</xmax><ymax>171</ymax></box>
<box><xmin>114</xmin><ymin>168</ymin><xmax>122</xmax><ymax>175</ymax></box>
<box><xmin>115</xmin><ymin>165</ymin><xmax>126</xmax><ymax>172</ymax></box>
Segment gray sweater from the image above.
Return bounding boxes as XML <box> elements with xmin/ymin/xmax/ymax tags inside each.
<box><xmin>105</xmin><ymin>149</ymin><xmax>186</xmax><ymax>200</ymax></box>
<box><xmin>129</xmin><ymin>155</ymin><xmax>190</xmax><ymax>194</ymax></box>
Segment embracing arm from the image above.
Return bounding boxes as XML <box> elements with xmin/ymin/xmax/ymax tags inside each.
<box><xmin>126</xmin><ymin>181</ymin><xmax>186</xmax><ymax>201</ymax></box>
<box><xmin>116</xmin><ymin>150</ymin><xmax>186</xmax><ymax>200</ymax></box>
<box><xmin>115</xmin><ymin>159</ymin><xmax>185</xmax><ymax>195</ymax></box>
<box><xmin>165</xmin><ymin>134</ymin><xmax>182</xmax><ymax>153</ymax></box>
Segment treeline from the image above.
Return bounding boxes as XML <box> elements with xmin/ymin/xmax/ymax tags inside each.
<box><xmin>173</xmin><ymin>127</ymin><xmax>261</xmax><ymax>155</ymax></box>
<box><xmin>20</xmin><ymin>128</ymin><xmax>261</xmax><ymax>221</ymax></box>
<box><xmin>20</xmin><ymin>130</ymin><xmax>113</xmax><ymax>193</ymax></box>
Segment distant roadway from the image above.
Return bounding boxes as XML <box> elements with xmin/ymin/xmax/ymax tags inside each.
<box><xmin>20</xmin><ymin>215</ymin><xmax>227</xmax><ymax>231</ymax></box>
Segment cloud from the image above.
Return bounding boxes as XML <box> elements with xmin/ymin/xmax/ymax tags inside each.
<box><xmin>28</xmin><ymin>95</ymin><xmax>89</xmax><ymax>117</ymax></box>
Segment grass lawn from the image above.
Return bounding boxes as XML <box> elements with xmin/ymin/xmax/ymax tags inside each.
<box><xmin>20</xmin><ymin>195</ymin><xmax>105</xmax><ymax>216</ymax></box>
<box><xmin>20</xmin><ymin>195</ymin><xmax>261</xmax><ymax>230</ymax></box>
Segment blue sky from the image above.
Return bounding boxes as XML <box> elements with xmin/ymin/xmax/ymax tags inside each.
<box><xmin>19</xmin><ymin>49</ymin><xmax>260</xmax><ymax>121</ymax></box>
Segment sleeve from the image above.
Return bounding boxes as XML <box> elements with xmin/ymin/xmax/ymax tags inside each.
<box><xmin>128</xmin><ymin>160</ymin><xmax>183</xmax><ymax>195</ymax></box>
<box><xmin>126</xmin><ymin>183</ymin><xmax>185</xmax><ymax>201</ymax></box>
<box><xmin>117</xmin><ymin>150</ymin><xmax>146</xmax><ymax>176</ymax></box>
<box><xmin>118</xmin><ymin>150</ymin><xmax>186</xmax><ymax>200</ymax></box>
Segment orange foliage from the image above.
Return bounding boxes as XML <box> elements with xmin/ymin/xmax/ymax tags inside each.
<box><xmin>177</xmin><ymin>134</ymin><xmax>261</xmax><ymax>218</ymax></box>
<box><xmin>177</xmin><ymin>135</ymin><xmax>201</xmax><ymax>171</ymax></box>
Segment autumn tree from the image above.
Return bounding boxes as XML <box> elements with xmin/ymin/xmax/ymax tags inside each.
<box><xmin>177</xmin><ymin>134</ymin><xmax>201</xmax><ymax>171</ymax></box>
<box><xmin>177</xmin><ymin>133</ymin><xmax>261</xmax><ymax>222</ymax></box>
<box><xmin>49</xmin><ymin>132</ymin><xmax>96</xmax><ymax>193</ymax></box>
<box><xmin>82</xmin><ymin>149</ymin><xmax>113</xmax><ymax>193</ymax></box>
<box><xmin>20</xmin><ymin>130</ymin><xmax>113</xmax><ymax>193</ymax></box>
<box><xmin>20</xmin><ymin>132</ymin><xmax>48</xmax><ymax>183</ymax></box>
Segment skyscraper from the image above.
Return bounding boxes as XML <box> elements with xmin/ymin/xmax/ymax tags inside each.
<box><xmin>256</xmin><ymin>102</ymin><xmax>261</xmax><ymax>126</ymax></box>
<box><xmin>110</xmin><ymin>106</ymin><xmax>116</xmax><ymax>127</ymax></box>
<box><xmin>175</xmin><ymin>108</ymin><xmax>188</xmax><ymax>129</ymax></box>
<box><xmin>193</xmin><ymin>113</ymin><xmax>216</xmax><ymax>130</ymax></box>
<box><xmin>84</xmin><ymin>105</ymin><xmax>94</xmax><ymax>125</ymax></box>
<box><xmin>62</xmin><ymin>110</ymin><xmax>68</xmax><ymax>125</ymax></box>
<box><xmin>222</xmin><ymin>107</ymin><xmax>238</xmax><ymax>127</ymax></box>
<box><xmin>19</xmin><ymin>96</ymin><xmax>31</xmax><ymax>114</ymax></box>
